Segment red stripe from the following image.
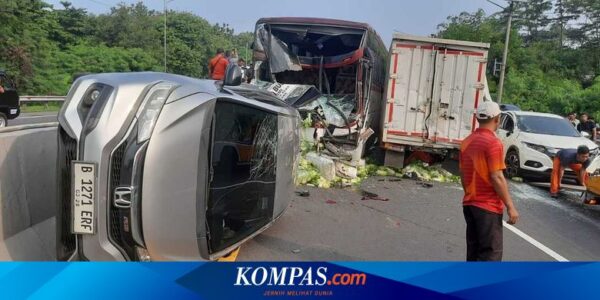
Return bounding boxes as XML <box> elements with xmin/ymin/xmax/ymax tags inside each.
<box><xmin>471</xmin><ymin>62</ymin><xmax>486</xmax><ymax>132</ymax></box>
<box><xmin>357</xmin><ymin>63</ymin><xmax>364</xmax><ymax>114</ymax></box>
<box><xmin>443</xmin><ymin>50</ymin><xmax>484</xmax><ymax>57</ymax></box>
<box><xmin>388</xmin><ymin>79</ymin><xmax>396</xmax><ymax>122</ymax></box>
<box><xmin>388</xmin><ymin>53</ymin><xmax>399</xmax><ymax>123</ymax></box>
<box><xmin>300</xmin><ymin>48</ymin><xmax>364</xmax><ymax>69</ymax></box>
<box><xmin>477</xmin><ymin>62</ymin><xmax>485</xmax><ymax>82</ymax></box>
<box><xmin>387</xmin><ymin>130</ymin><xmax>425</xmax><ymax>137</ymax></box>
<box><xmin>387</xmin><ymin>130</ymin><xmax>408</xmax><ymax>136</ymax></box>
<box><xmin>432</xmin><ymin>137</ymin><xmax>463</xmax><ymax>144</ymax></box>
<box><xmin>396</xmin><ymin>43</ymin><xmax>436</xmax><ymax>50</ymax></box>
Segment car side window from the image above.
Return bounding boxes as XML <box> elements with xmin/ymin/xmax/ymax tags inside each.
<box><xmin>500</xmin><ymin>114</ymin><xmax>507</xmax><ymax>129</ymax></box>
<box><xmin>504</xmin><ymin>115</ymin><xmax>515</xmax><ymax>131</ymax></box>
<box><xmin>207</xmin><ymin>99</ymin><xmax>278</xmax><ymax>253</ymax></box>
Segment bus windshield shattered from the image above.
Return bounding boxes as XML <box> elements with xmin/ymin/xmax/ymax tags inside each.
<box><xmin>251</xmin><ymin>17</ymin><xmax>388</xmax><ymax>165</ymax></box>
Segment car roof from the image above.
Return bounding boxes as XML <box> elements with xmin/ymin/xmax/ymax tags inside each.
<box><xmin>74</xmin><ymin>72</ymin><xmax>296</xmax><ymax>115</ymax></box>
<box><xmin>505</xmin><ymin>110</ymin><xmax>564</xmax><ymax>119</ymax></box>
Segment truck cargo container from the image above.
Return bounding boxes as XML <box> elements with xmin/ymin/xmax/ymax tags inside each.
<box><xmin>381</xmin><ymin>33</ymin><xmax>492</xmax><ymax>167</ymax></box>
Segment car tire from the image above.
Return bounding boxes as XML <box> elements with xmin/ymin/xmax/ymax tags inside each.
<box><xmin>0</xmin><ymin>113</ymin><xmax>6</xmax><ymax>128</ymax></box>
<box><xmin>505</xmin><ymin>149</ymin><xmax>521</xmax><ymax>179</ymax></box>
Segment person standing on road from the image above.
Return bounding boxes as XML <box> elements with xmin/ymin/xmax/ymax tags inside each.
<box><xmin>550</xmin><ymin>146</ymin><xmax>591</xmax><ymax>199</ymax></box>
<box><xmin>567</xmin><ymin>112</ymin><xmax>579</xmax><ymax>128</ymax></box>
<box><xmin>459</xmin><ymin>101</ymin><xmax>519</xmax><ymax>261</ymax></box>
<box><xmin>577</xmin><ymin>113</ymin><xmax>596</xmax><ymax>141</ymax></box>
<box><xmin>228</xmin><ymin>49</ymin><xmax>239</xmax><ymax>64</ymax></box>
<box><xmin>208</xmin><ymin>48</ymin><xmax>229</xmax><ymax>80</ymax></box>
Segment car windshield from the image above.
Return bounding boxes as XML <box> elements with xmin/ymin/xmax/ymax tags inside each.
<box><xmin>517</xmin><ymin>115</ymin><xmax>581</xmax><ymax>137</ymax></box>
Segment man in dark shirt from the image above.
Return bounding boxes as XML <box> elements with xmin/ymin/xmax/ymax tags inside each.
<box><xmin>577</xmin><ymin>113</ymin><xmax>596</xmax><ymax>141</ymax></box>
<box><xmin>550</xmin><ymin>145</ymin><xmax>591</xmax><ymax>198</ymax></box>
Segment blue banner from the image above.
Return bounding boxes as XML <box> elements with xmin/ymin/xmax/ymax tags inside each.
<box><xmin>0</xmin><ymin>262</ymin><xmax>596</xmax><ymax>299</ymax></box>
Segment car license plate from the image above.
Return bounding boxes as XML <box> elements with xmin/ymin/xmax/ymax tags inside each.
<box><xmin>72</xmin><ymin>162</ymin><xmax>96</xmax><ymax>234</ymax></box>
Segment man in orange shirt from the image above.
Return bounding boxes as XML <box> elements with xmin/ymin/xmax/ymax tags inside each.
<box><xmin>550</xmin><ymin>146</ymin><xmax>590</xmax><ymax>199</ymax></box>
<box><xmin>208</xmin><ymin>48</ymin><xmax>229</xmax><ymax>80</ymax></box>
<box><xmin>460</xmin><ymin>101</ymin><xmax>519</xmax><ymax>261</ymax></box>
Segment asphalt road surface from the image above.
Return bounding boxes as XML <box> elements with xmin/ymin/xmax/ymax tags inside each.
<box><xmin>238</xmin><ymin>177</ymin><xmax>600</xmax><ymax>261</ymax></box>
<box><xmin>8</xmin><ymin>112</ymin><xmax>58</xmax><ymax>127</ymax></box>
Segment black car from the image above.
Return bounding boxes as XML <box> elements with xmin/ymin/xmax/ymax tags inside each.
<box><xmin>0</xmin><ymin>71</ymin><xmax>20</xmax><ymax>127</ymax></box>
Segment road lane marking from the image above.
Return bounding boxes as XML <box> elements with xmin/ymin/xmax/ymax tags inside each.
<box><xmin>503</xmin><ymin>221</ymin><xmax>569</xmax><ymax>262</ymax></box>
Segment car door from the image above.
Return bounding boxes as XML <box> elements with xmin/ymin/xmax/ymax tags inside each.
<box><xmin>497</xmin><ymin>113</ymin><xmax>518</xmax><ymax>154</ymax></box>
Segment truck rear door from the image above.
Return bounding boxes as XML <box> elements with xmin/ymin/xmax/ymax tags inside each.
<box><xmin>384</xmin><ymin>43</ymin><xmax>436</xmax><ymax>147</ymax></box>
<box><xmin>383</xmin><ymin>39</ymin><xmax>488</xmax><ymax>150</ymax></box>
<box><xmin>427</xmin><ymin>48</ymin><xmax>487</xmax><ymax>147</ymax></box>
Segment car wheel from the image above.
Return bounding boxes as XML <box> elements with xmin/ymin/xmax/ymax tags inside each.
<box><xmin>0</xmin><ymin>113</ymin><xmax>6</xmax><ymax>128</ymax></box>
<box><xmin>505</xmin><ymin>149</ymin><xmax>521</xmax><ymax>178</ymax></box>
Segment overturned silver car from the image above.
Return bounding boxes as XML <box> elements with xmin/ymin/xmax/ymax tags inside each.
<box><xmin>56</xmin><ymin>68</ymin><xmax>299</xmax><ymax>261</ymax></box>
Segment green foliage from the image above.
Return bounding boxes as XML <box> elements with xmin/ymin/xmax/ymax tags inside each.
<box><xmin>437</xmin><ymin>6</ymin><xmax>600</xmax><ymax>120</ymax></box>
<box><xmin>1</xmin><ymin>1</ymin><xmax>252</xmax><ymax>95</ymax></box>
<box><xmin>21</xmin><ymin>102</ymin><xmax>62</xmax><ymax>113</ymax></box>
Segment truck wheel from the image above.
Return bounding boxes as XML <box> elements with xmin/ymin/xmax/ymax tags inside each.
<box><xmin>505</xmin><ymin>149</ymin><xmax>520</xmax><ymax>179</ymax></box>
<box><xmin>0</xmin><ymin>113</ymin><xmax>6</xmax><ymax>128</ymax></box>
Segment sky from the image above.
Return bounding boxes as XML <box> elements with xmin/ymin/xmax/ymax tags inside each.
<box><xmin>45</xmin><ymin>0</ymin><xmax>504</xmax><ymax>44</ymax></box>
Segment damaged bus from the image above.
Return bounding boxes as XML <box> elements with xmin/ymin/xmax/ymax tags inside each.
<box><xmin>251</xmin><ymin>17</ymin><xmax>387</xmax><ymax>164</ymax></box>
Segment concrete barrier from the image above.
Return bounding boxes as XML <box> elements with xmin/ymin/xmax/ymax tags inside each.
<box><xmin>0</xmin><ymin>124</ymin><xmax>58</xmax><ymax>260</ymax></box>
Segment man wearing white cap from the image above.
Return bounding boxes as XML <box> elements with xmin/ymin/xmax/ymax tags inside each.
<box><xmin>459</xmin><ymin>101</ymin><xmax>519</xmax><ymax>261</ymax></box>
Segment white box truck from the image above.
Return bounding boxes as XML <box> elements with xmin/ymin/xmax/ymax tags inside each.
<box><xmin>381</xmin><ymin>33</ymin><xmax>492</xmax><ymax>166</ymax></box>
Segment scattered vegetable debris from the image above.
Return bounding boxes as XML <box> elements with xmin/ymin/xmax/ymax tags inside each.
<box><xmin>296</xmin><ymin>140</ymin><xmax>460</xmax><ymax>189</ymax></box>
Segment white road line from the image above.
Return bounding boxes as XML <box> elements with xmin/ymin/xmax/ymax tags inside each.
<box><xmin>503</xmin><ymin>221</ymin><xmax>569</xmax><ymax>262</ymax></box>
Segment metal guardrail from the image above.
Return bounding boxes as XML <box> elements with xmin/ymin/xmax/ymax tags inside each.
<box><xmin>0</xmin><ymin>122</ymin><xmax>58</xmax><ymax>134</ymax></box>
<box><xmin>20</xmin><ymin>96</ymin><xmax>66</xmax><ymax>103</ymax></box>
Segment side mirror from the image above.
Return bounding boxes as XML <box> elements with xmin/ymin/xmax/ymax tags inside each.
<box><xmin>223</xmin><ymin>64</ymin><xmax>242</xmax><ymax>87</ymax></box>
<box><xmin>505</xmin><ymin>127</ymin><xmax>514</xmax><ymax>137</ymax></box>
<box><xmin>582</xmin><ymin>131</ymin><xmax>590</xmax><ymax>138</ymax></box>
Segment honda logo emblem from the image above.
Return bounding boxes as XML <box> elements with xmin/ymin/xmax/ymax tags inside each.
<box><xmin>114</xmin><ymin>186</ymin><xmax>133</xmax><ymax>208</ymax></box>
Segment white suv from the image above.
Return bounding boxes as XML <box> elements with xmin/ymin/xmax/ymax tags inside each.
<box><xmin>498</xmin><ymin>111</ymin><xmax>600</xmax><ymax>180</ymax></box>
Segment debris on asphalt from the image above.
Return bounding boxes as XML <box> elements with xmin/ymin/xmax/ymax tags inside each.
<box><xmin>292</xmin><ymin>249</ymin><xmax>301</xmax><ymax>254</ymax></box>
<box><xmin>326</xmin><ymin>200</ymin><xmax>337</xmax><ymax>204</ymax></box>
<box><xmin>512</xmin><ymin>177</ymin><xmax>524</xmax><ymax>182</ymax></box>
<box><xmin>402</xmin><ymin>161</ymin><xmax>461</xmax><ymax>183</ymax></box>
<box><xmin>335</xmin><ymin>161</ymin><xmax>358</xmax><ymax>178</ymax></box>
<box><xmin>295</xmin><ymin>190</ymin><xmax>310</xmax><ymax>197</ymax></box>
<box><xmin>417</xmin><ymin>182</ymin><xmax>434</xmax><ymax>188</ymax></box>
<box><xmin>297</xmin><ymin>157</ymin><xmax>329</xmax><ymax>187</ymax></box>
<box><xmin>306</xmin><ymin>152</ymin><xmax>336</xmax><ymax>181</ymax></box>
<box><xmin>360</xmin><ymin>190</ymin><xmax>389</xmax><ymax>202</ymax></box>
<box><xmin>297</xmin><ymin>155</ymin><xmax>459</xmax><ymax>189</ymax></box>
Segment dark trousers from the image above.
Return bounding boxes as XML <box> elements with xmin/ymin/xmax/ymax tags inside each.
<box><xmin>463</xmin><ymin>205</ymin><xmax>503</xmax><ymax>261</ymax></box>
